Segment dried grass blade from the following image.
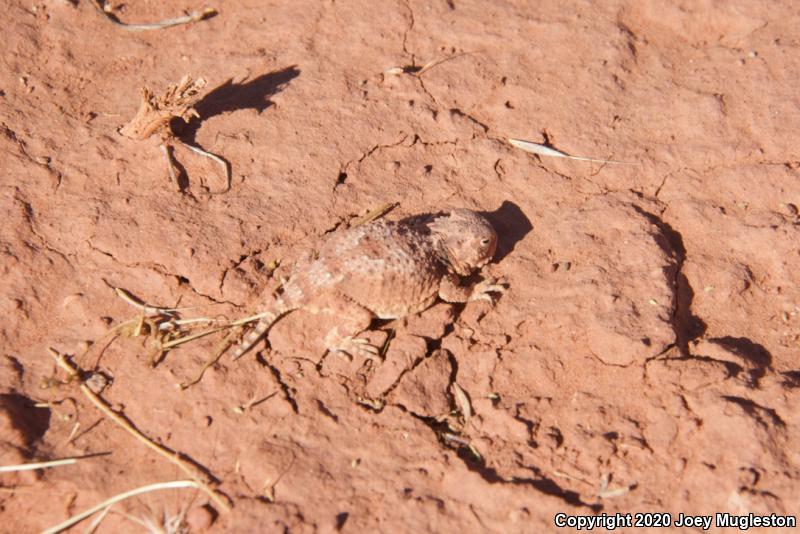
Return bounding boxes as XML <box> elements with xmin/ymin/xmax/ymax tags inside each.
<box><xmin>508</xmin><ymin>138</ymin><xmax>634</xmax><ymax>165</ymax></box>
<box><xmin>82</xmin><ymin>504</ymin><xmax>113</xmax><ymax>534</ymax></box>
<box><xmin>417</xmin><ymin>52</ymin><xmax>471</xmax><ymax>76</ymax></box>
<box><xmin>0</xmin><ymin>458</ymin><xmax>78</xmax><ymax>473</ymax></box>
<box><xmin>41</xmin><ymin>480</ymin><xmax>201</xmax><ymax>534</ymax></box>
<box><xmin>115</xmin><ymin>287</ymin><xmax>181</xmax><ymax>315</ymax></box>
<box><xmin>452</xmin><ymin>382</ymin><xmax>472</xmax><ymax>423</ymax></box>
<box><xmin>229</xmin><ymin>311</ymin><xmax>271</xmax><ymax>326</ymax></box>
<box><xmin>160</xmin><ymin>325</ymin><xmax>229</xmax><ymax>349</ymax></box>
<box><xmin>353</xmin><ymin>202</ymin><xmax>399</xmax><ymax>227</ymax></box>
<box><xmin>158</xmin><ymin>317</ymin><xmax>220</xmax><ymax>331</ymax></box>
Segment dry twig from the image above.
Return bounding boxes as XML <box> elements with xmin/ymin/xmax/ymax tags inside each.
<box><xmin>179</xmin><ymin>326</ymin><xmax>243</xmax><ymax>390</ymax></box>
<box><xmin>0</xmin><ymin>458</ymin><xmax>79</xmax><ymax>473</ymax></box>
<box><xmin>120</xmin><ymin>76</ymin><xmax>206</xmax><ymax>141</ymax></box>
<box><xmin>120</xmin><ymin>76</ymin><xmax>230</xmax><ymax>192</ymax></box>
<box><xmin>351</xmin><ymin>202</ymin><xmax>399</xmax><ymax>227</ymax></box>
<box><xmin>114</xmin><ymin>287</ymin><xmax>181</xmax><ymax>316</ymax></box>
<box><xmin>48</xmin><ymin>349</ymin><xmax>231</xmax><ymax>513</ymax></box>
<box><xmin>385</xmin><ymin>52</ymin><xmax>473</xmax><ymax>77</ymax></box>
<box><xmin>111</xmin><ymin>287</ymin><xmax>226</xmax><ymax>366</ymax></box>
<box><xmin>90</xmin><ymin>1</ymin><xmax>217</xmax><ymax>31</ymax></box>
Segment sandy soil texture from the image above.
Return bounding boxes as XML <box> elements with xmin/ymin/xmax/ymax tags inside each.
<box><xmin>1</xmin><ymin>1</ymin><xmax>799</xmax><ymax>532</ymax></box>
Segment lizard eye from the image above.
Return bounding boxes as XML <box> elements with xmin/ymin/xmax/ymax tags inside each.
<box><xmin>481</xmin><ymin>238</ymin><xmax>491</xmax><ymax>245</ymax></box>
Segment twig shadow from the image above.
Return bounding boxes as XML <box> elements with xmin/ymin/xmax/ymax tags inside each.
<box><xmin>179</xmin><ymin>65</ymin><xmax>301</xmax><ymax>144</ymax></box>
<box><xmin>168</xmin><ymin>66</ymin><xmax>300</xmax><ymax>192</ymax></box>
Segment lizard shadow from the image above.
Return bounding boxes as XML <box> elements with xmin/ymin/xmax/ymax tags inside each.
<box><xmin>480</xmin><ymin>200</ymin><xmax>533</xmax><ymax>264</ymax></box>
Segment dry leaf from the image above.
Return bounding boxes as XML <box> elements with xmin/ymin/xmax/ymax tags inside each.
<box><xmin>452</xmin><ymin>382</ymin><xmax>472</xmax><ymax>422</ymax></box>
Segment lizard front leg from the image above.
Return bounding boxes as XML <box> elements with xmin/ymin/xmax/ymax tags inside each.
<box><xmin>438</xmin><ymin>273</ymin><xmax>507</xmax><ymax>304</ymax></box>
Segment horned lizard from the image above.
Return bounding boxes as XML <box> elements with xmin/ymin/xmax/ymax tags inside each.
<box><xmin>232</xmin><ymin>209</ymin><xmax>506</xmax><ymax>359</ymax></box>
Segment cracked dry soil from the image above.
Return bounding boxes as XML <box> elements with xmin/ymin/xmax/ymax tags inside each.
<box><xmin>1</xmin><ymin>1</ymin><xmax>799</xmax><ymax>532</ymax></box>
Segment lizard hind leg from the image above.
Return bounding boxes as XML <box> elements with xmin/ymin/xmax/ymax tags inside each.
<box><xmin>318</xmin><ymin>296</ymin><xmax>380</xmax><ymax>360</ymax></box>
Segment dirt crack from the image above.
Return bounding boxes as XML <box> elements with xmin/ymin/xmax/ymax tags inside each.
<box><xmin>86</xmin><ymin>239</ymin><xmax>236</xmax><ymax>306</ymax></box>
<box><xmin>448</xmin><ymin>108</ymin><xmax>489</xmax><ymax>134</ymax></box>
<box><xmin>218</xmin><ymin>248</ymin><xmax>264</xmax><ymax>295</ymax></box>
<box><xmin>335</xmin><ymin>133</ymin><xmax>410</xmax><ymax>189</ymax></box>
<box><xmin>257</xmin><ymin>353</ymin><xmax>299</xmax><ymax>413</ymax></box>
<box><xmin>15</xmin><ymin>195</ymin><xmax>76</xmax><ymax>267</ymax></box>
<box><xmin>3</xmin><ymin>123</ymin><xmax>63</xmax><ymax>189</ymax></box>
<box><xmin>376</xmin><ymin>322</ymin><xmax>597</xmax><ymax>510</ymax></box>
<box><xmin>401</xmin><ymin>406</ymin><xmax>600</xmax><ymax>510</ymax></box>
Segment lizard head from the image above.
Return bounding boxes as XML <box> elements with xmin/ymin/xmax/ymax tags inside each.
<box><xmin>430</xmin><ymin>209</ymin><xmax>498</xmax><ymax>276</ymax></box>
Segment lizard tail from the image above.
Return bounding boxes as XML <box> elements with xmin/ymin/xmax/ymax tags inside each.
<box><xmin>231</xmin><ymin>299</ymin><xmax>295</xmax><ymax>360</ymax></box>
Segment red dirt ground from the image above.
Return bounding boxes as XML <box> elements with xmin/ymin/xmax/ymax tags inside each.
<box><xmin>1</xmin><ymin>1</ymin><xmax>799</xmax><ymax>532</ymax></box>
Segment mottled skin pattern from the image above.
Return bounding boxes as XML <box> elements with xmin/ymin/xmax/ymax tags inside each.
<box><xmin>232</xmin><ymin>209</ymin><xmax>505</xmax><ymax>359</ymax></box>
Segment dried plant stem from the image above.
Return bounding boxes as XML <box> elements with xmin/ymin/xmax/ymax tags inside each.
<box><xmin>180</xmin><ymin>327</ymin><xmax>243</xmax><ymax>390</ymax></box>
<box><xmin>229</xmin><ymin>311</ymin><xmax>271</xmax><ymax>326</ymax></box>
<box><xmin>160</xmin><ymin>144</ymin><xmax>181</xmax><ymax>189</ymax></box>
<box><xmin>48</xmin><ymin>349</ymin><xmax>231</xmax><ymax>513</ymax></box>
<box><xmin>0</xmin><ymin>458</ymin><xmax>78</xmax><ymax>473</ymax></box>
<box><xmin>160</xmin><ymin>325</ymin><xmax>230</xmax><ymax>350</ymax></box>
<box><xmin>417</xmin><ymin>52</ymin><xmax>472</xmax><ymax>76</ymax></box>
<box><xmin>82</xmin><ymin>504</ymin><xmax>113</xmax><ymax>534</ymax></box>
<box><xmin>353</xmin><ymin>202</ymin><xmax>399</xmax><ymax>227</ymax></box>
<box><xmin>90</xmin><ymin>2</ymin><xmax>217</xmax><ymax>31</ymax></box>
<box><xmin>177</xmin><ymin>140</ymin><xmax>231</xmax><ymax>193</ymax></box>
<box><xmin>41</xmin><ymin>480</ymin><xmax>202</xmax><ymax>534</ymax></box>
<box><xmin>120</xmin><ymin>76</ymin><xmax>233</xmax><ymax>193</ymax></box>
<box><xmin>115</xmin><ymin>287</ymin><xmax>180</xmax><ymax>315</ymax></box>
<box><xmin>385</xmin><ymin>52</ymin><xmax>473</xmax><ymax>77</ymax></box>
<box><xmin>508</xmin><ymin>138</ymin><xmax>635</xmax><ymax>165</ymax></box>
<box><xmin>161</xmin><ymin>317</ymin><xmax>221</xmax><ymax>329</ymax></box>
